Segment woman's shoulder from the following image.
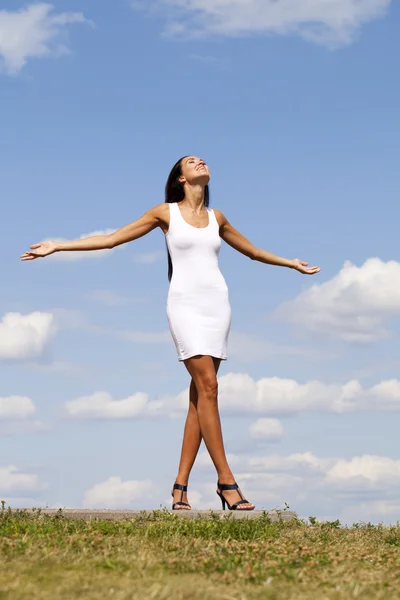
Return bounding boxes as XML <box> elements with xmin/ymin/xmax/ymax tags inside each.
<box><xmin>149</xmin><ymin>203</ymin><xmax>170</xmax><ymax>219</ymax></box>
<box><xmin>212</xmin><ymin>208</ymin><xmax>228</xmax><ymax>227</ymax></box>
<box><xmin>145</xmin><ymin>203</ymin><xmax>171</xmax><ymax>233</ymax></box>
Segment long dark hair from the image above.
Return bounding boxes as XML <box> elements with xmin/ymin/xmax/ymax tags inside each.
<box><xmin>165</xmin><ymin>156</ymin><xmax>210</xmax><ymax>281</ymax></box>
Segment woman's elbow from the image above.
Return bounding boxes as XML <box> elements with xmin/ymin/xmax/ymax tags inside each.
<box><xmin>249</xmin><ymin>247</ymin><xmax>259</xmax><ymax>261</ymax></box>
<box><xmin>107</xmin><ymin>234</ymin><xmax>118</xmax><ymax>249</ymax></box>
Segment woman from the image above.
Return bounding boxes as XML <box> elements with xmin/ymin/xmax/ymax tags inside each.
<box><xmin>21</xmin><ymin>156</ymin><xmax>320</xmax><ymax>511</ymax></box>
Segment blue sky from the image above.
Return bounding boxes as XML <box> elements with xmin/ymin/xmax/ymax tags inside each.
<box><xmin>1</xmin><ymin>1</ymin><xmax>400</xmax><ymax>523</ymax></box>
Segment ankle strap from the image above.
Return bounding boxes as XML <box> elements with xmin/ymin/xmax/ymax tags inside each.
<box><xmin>218</xmin><ymin>482</ymin><xmax>238</xmax><ymax>491</ymax></box>
<box><xmin>173</xmin><ymin>483</ymin><xmax>188</xmax><ymax>492</ymax></box>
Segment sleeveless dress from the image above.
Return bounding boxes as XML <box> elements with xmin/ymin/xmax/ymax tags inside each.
<box><xmin>165</xmin><ymin>202</ymin><xmax>232</xmax><ymax>361</ymax></box>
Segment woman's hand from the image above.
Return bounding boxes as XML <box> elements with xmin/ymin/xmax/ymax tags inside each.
<box><xmin>291</xmin><ymin>258</ymin><xmax>320</xmax><ymax>275</ymax></box>
<box><xmin>20</xmin><ymin>241</ymin><xmax>58</xmax><ymax>261</ymax></box>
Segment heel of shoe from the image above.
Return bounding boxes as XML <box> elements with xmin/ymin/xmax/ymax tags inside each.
<box><xmin>217</xmin><ymin>492</ymin><xmax>226</xmax><ymax>511</ymax></box>
<box><xmin>216</xmin><ymin>481</ymin><xmax>255</xmax><ymax>511</ymax></box>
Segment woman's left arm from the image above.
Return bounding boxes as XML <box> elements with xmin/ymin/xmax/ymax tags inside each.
<box><xmin>214</xmin><ymin>210</ymin><xmax>320</xmax><ymax>275</ymax></box>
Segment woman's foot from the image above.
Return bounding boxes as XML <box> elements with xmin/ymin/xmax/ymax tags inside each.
<box><xmin>217</xmin><ymin>481</ymin><xmax>255</xmax><ymax>511</ymax></box>
<box><xmin>171</xmin><ymin>483</ymin><xmax>191</xmax><ymax>510</ymax></box>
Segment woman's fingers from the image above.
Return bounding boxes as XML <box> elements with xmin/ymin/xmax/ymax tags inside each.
<box><xmin>21</xmin><ymin>242</ymin><xmax>43</xmax><ymax>261</ymax></box>
<box><xmin>295</xmin><ymin>263</ymin><xmax>320</xmax><ymax>274</ymax></box>
<box><xmin>293</xmin><ymin>259</ymin><xmax>320</xmax><ymax>275</ymax></box>
<box><xmin>21</xmin><ymin>252</ymin><xmax>39</xmax><ymax>261</ymax></box>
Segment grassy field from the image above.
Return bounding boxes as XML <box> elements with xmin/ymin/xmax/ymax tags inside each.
<box><xmin>1</xmin><ymin>507</ymin><xmax>400</xmax><ymax>599</ymax></box>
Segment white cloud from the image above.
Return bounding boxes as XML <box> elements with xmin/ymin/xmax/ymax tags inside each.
<box><xmin>0</xmin><ymin>396</ymin><xmax>36</xmax><ymax>420</ymax></box>
<box><xmin>0</xmin><ymin>395</ymin><xmax>49</xmax><ymax>436</ymax></box>
<box><xmin>0</xmin><ymin>3</ymin><xmax>89</xmax><ymax>75</ymax></box>
<box><xmin>369</xmin><ymin>380</ymin><xmax>400</xmax><ymax>407</ymax></box>
<box><xmin>83</xmin><ymin>477</ymin><xmax>153</xmax><ymax>508</ymax></box>
<box><xmin>48</xmin><ymin>229</ymin><xmax>116</xmax><ymax>262</ymax></box>
<box><xmin>326</xmin><ymin>455</ymin><xmax>400</xmax><ymax>489</ymax></box>
<box><xmin>62</xmin><ymin>373</ymin><xmax>400</xmax><ymax>421</ymax></box>
<box><xmin>0</xmin><ymin>311</ymin><xmax>55</xmax><ymax>360</ymax></box>
<box><xmin>276</xmin><ymin>259</ymin><xmax>400</xmax><ymax>344</ymax></box>
<box><xmin>218</xmin><ymin>373</ymin><xmax>400</xmax><ymax>415</ymax></box>
<box><xmin>0</xmin><ymin>465</ymin><xmax>44</xmax><ymax>494</ymax></box>
<box><xmin>217</xmin><ymin>373</ymin><xmax>363</xmax><ymax>415</ymax></box>
<box><xmin>63</xmin><ymin>386</ymin><xmax>188</xmax><ymax>421</ymax></box>
<box><xmin>135</xmin><ymin>0</ymin><xmax>391</xmax><ymax>47</ymax></box>
<box><xmin>64</xmin><ymin>391</ymin><xmax>150</xmax><ymax>420</ymax></box>
<box><xmin>249</xmin><ymin>418</ymin><xmax>284</xmax><ymax>441</ymax></box>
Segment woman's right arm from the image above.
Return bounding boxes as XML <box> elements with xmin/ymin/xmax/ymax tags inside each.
<box><xmin>20</xmin><ymin>204</ymin><xmax>169</xmax><ymax>261</ymax></box>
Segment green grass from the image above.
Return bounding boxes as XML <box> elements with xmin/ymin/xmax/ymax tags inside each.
<box><xmin>1</xmin><ymin>507</ymin><xmax>400</xmax><ymax>599</ymax></box>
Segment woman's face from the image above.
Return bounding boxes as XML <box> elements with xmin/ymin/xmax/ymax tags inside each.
<box><xmin>179</xmin><ymin>156</ymin><xmax>210</xmax><ymax>186</ymax></box>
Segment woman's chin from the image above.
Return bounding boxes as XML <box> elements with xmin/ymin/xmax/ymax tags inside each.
<box><xmin>194</xmin><ymin>174</ymin><xmax>210</xmax><ymax>185</ymax></box>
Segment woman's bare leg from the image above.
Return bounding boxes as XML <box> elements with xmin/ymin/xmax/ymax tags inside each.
<box><xmin>181</xmin><ymin>355</ymin><xmax>254</xmax><ymax>510</ymax></box>
<box><xmin>173</xmin><ymin>359</ymin><xmax>221</xmax><ymax>508</ymax></box>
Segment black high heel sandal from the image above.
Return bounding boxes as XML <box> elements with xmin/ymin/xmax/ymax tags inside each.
<box><xmin>171</xmin><ymin>483</ymin><xmax>191</xmax><ymax>510</ymax></box>
<box><xmin>216</xmin><ymin>482</ymin><xmax>255</xmax><ymax>511</ymax></box>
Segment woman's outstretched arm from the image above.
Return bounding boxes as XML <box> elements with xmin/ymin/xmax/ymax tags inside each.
<box><xmin>20</xmin><ymin>204</ymin><xmax>169</xmax><ymax>261</ymax></box>
<box><xmin>214</xmin><ymin>209</ymin><xmax>320</xmax><ymax>275</ymax></box>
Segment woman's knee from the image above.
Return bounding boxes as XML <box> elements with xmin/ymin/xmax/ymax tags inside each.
<box><xmin>197</xmin><ymin>374</ymin><xmax>218</xmax><ymax>399</ymax></box>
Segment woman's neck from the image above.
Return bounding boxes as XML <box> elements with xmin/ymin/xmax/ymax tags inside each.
<box><xmin>183</xmin><ymin>184</ymin><xmax>206</xmax><ymax>213</ymax></box>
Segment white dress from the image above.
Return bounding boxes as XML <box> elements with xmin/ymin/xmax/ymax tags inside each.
<box><xmin>166</xmin><ymin>202</ymin><xmax>231</xmax><ymax>362</ymax></box>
